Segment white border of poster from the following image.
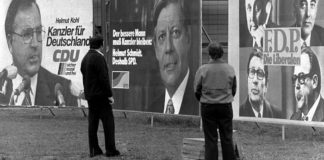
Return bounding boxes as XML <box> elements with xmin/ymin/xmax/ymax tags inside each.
<box><xmin>229</xmin><ymin>0</ymin><xmax>240</xmax><ymax>118</ymax></box>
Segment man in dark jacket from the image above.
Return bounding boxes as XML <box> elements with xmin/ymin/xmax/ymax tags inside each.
<box><xmin>81</xmin><ymin>36</ymin><xmax>120</xmax><ymax>157</ymax></box>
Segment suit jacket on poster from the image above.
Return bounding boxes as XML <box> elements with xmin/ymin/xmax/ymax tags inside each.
<box><xmin>0</xmin><ymin>78</ymin><xmax>13</xmax><ymax>105</ymax></box>
<box><xmin>35</xmin><ymin>67</ymin><xmax>77</xmax><ymax>106</ymax></box>
<box><xmin>0</xmin><ymin>67</ymin><xmax>77</xmax><ymax>106</ymax></box>
<box><xmin>81</xmin><ymin>49</ymin><xmax>112</xmax><ymax>102</ymax></box>
<box><xmin>239</xmin><ymin>97</ymin><xmax>276</xmax><ymax>118</ymax></box>
<box><xmin>309</xmin><ymin>25</ymin><xmax>324</xmax><ymax>46</ymax></box>
<box><xmin>149</xmin><ymin>72</ymin><xmax>199</xmax><ymax>115</ymax></box>
<box><xmin>290</xmin><ymin>97</ymin><xmax>324</xmax><ymax>122</ymax></box>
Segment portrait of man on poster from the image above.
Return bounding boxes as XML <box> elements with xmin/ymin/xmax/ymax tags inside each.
<box><xmin>239</xmin><ymin>49</ymin><xmax>279</xmax><ymax>118</ymax></box>
<box><xmin>293</xmin><ymin>0</ymin><xmax>324</xmax><ymax>46</ymax></box>
<box><xmin>240</xmin><ymin>0</ymin><xmax>276</xmax><ymax>47</ymax></box>
<box><xmin>290</xmin><ymin>47</ymin><xmax>324</xmax><ymax>121</ymax></box>
<box><xmin>4</xmin><ymin>0</ymin><xmax>77</xmax><ymax>106</ymax></box>
<box><xmin>149</xmin><ymin>0</ymin><xmax>199</xmax><ymax>115</ymax></box>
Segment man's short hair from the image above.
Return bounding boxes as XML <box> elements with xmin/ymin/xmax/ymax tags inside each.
<box><xmin>301</xmin><ymin>47</ymin><xmax>321</xmax><ymax>93</ymax></box>
<box><xmin>5</xmin><ymin>0</ymin><xmax>40</xmax><ymax>37</ymax></box>
<box><xmin>152</xmin><ymin>0</ymin><xmax>191</xmax><ymax>44</ymax></box>
<box><xmin>89</xmin><ymin>36</ymin><xmax>103</xmax><ymax>49</ymax></box>
<box><xmin>247</xmin><ymin>49</ymin><xmax>269</xmax><ymax>85</ymax></box>
<box><xmin>152</xmin><ymin>0</ymin><xmax>190</xmax><ymax>28</ymax></box>
<box><xmin>208</xmin><ymin>42</ymin><xmax>223</xmax><ymax>59</ymax></box>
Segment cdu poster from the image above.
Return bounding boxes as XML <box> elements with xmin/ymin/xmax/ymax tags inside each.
<box><xmin>235</xmin><ymin>0</ymin><xmax>324</xmax><ymax>122</ymax></box>
<box><xmin>109</xmin><ymin>0</ymin><xmax>201</xmax><ymax>115</ymax></box>
<box><xmin>0</xmin><ymin>0</ymin><xmax>92</xmax><ymax>107</ymax></box>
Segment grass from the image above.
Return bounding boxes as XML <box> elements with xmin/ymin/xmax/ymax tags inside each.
<box><xmin>0</xmin><ymin>108</ymin><xmax>324</xmax><ymax>160</ymax></box>
<box><xmin>234</xmin><ymin>121</ymin><xmax>324</xmax><ymax>160</ymax></box>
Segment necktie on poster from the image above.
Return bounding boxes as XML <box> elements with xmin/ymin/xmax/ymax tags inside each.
<box><xmin>22</xmin><ymin>89</ymin><xmax>31</xmax><ymax>106</ymax></box>
<box><xmin>165</xmin><ymin>99</ymin><xmax>174</xmax><ymax>114</ymax></box>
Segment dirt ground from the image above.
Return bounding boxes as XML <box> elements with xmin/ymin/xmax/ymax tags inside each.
<box><xmin>0</xmin><ymin>108</ymin><xmax>324</xmax><ymax>160</ymax></box>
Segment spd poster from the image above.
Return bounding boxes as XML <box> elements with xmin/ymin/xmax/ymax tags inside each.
<box><xmin>109</xmin><ymin>0</ymin><xmax>201</xmax><ymax>115</ymax></box>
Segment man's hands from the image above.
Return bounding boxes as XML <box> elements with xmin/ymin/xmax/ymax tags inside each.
<box><xmin>251</xmin><ymin>25</ymin><xmax>265</xmax><ymax>47</ymax></box>
<box><xmin>108</xmin><ymin>97</ymin><xmax>114</xmax><ymax>104</ymax></box>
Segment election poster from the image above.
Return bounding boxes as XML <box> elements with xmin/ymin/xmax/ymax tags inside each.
<box><xmin>109</xmin><ymin>0</ymin><xmax>201</xmax><ymax>115</ymax></box>
<box><xmin>235</xmin><ymin>0</ymin><xmax>324</xmax><ymax>122</ymax></box>
<box><xmin>0</xmin><ymin>0</ymin><xmax>92</xmax><ymax>107</ymax></box>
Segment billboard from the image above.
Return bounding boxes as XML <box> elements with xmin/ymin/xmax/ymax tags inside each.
<box><xmin>234</xmin><ymin>0</ymin><xmax>324</xmax><ymax>122</ymax></box>
<box><xmin>0</xmin><ymin>0</ymin><xmax>92</xmax><ymax>107</ymax></box>
<box><xmin>109</xmin><ymin>0</ymin><xmax>201</xmax><ymax>115</ymax></box>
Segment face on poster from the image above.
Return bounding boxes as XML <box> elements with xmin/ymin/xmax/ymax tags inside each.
<box><xmin>238</xmin><ymin>0</ymin><xmax>324</xmax><ymax>122</ymax></box>
<box><xmin>109</xmin><ymin>0</ymin><xmax>201</xmax><ymax>115</ymax></box>
<box><xmin>0</xmin><ymin>0</ymin><xmax>92</xmax><ymax>107</ymax></box>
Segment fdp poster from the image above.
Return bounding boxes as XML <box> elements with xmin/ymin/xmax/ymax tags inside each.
<box><xmin>235</xmin><ymin>0</ymin><xmax>324</xmax><ymax>122</ymax></box>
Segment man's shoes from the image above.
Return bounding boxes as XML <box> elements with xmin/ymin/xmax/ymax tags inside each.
<box><xmin>90</xmin><ymin>150</ymin><xmax>103</xmax><ymax>157</ymax></box>
<box><xmin>105</xmin><ymin>150</ymin><xmax>120</xmax><ymax>157</ymax></box>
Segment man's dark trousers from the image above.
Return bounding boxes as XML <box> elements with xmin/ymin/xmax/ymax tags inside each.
<box><xmin>88</xmin><ymin>98</ymin><xmax>116</xmax><ymax>155</ymax></box>
<box><xmin>201</xmin><ymin>103</ymin><xmax>235</xmax><ymax>160</ymax></box>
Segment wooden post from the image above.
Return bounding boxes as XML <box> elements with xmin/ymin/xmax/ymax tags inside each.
<box><xmin>40</xmin><ymin>107</ymin><xmax>43</xmax><ymax>119</ymax></box>
<box><xmin>255</xmin><ymin>122</ymin><xmax>261</xmax><ymax>129</ymax></box>
<box><xmin>151</xmin><ymin>115</ymin><xmax>154</xmax><ymax>127</ymax></box>
<box><xmin>199</xmin><ymin>103</ymin><xmax>202</xmax><ymax>131</ymax></box>
<box><xmin>200</xmin><ymin>118</ymin><xmax>203</xmax><ymax>131</ymax></box>
<box><xmin>123</xmin><ymin>112</ymin><xmax>127</xmax><ymax>119</ymax></box>
<box><xmin>81</xmin><ymin>108</ymin><xmax>87</xmax><ymax>117</ymax></box>
<box><xmin>48</xmin><ymin>108</ymin><xmax>56</xmax><ymax>117</ymax></box>
<box><xmin>282</xmin><ymin>125</ymin><xmax>285</xmax><ymax>141</ymax></box>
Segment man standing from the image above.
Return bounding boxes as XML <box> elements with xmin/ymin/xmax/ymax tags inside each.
<box><xmin>194</xmin><ymin>42</ymin><xmax>236</xmax><ymax>160</ymax></box>
<box><xmin>150</xmin><ymin>0</ymin><xmax>198</xmax><ymax>115</ymax></box>
<box><xmin>240</xmin><ymin>50</ymin><xmax>278</xmax><ymax>118</ymax></box>
<box><xmin>81</xmin><ymin>36</ymin><xmax>120</xmax><ymax>157</ymax></box>
<box><xmin>293</xmin><ymin>0</ymin><xmax>324</xmax><ymax>46</ymax></box>
<box><xmin>290</xmin><ymin>47</ymin><xmax>324</xmax><ymax>121</ymax></box>
<box><xmin>4</xmin><ymin>0</ymin><xmax>77</xmax><ymax>106</ymax></box>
